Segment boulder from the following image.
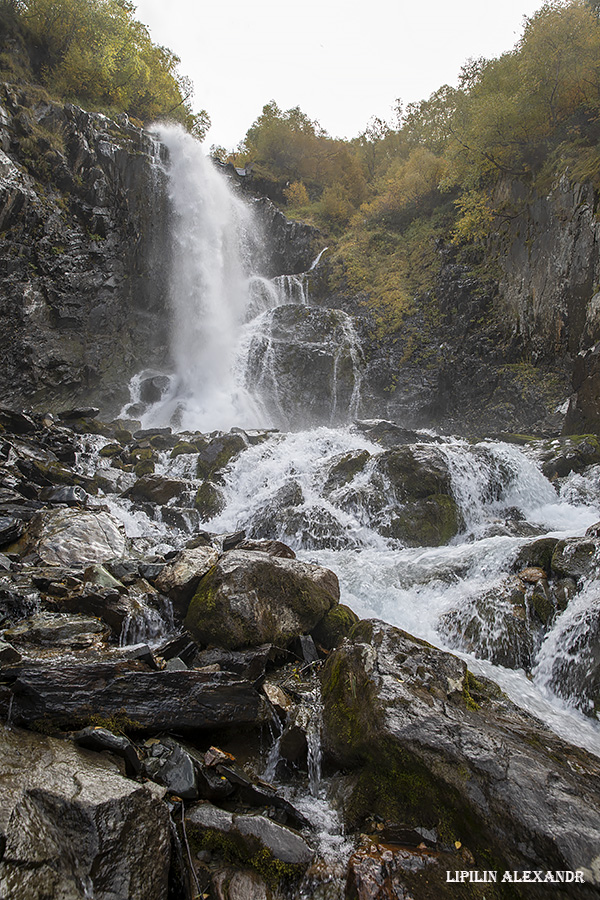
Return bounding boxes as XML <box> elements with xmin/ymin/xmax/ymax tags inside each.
<box><xmin>123</xmin><ymin>474</ymin><xmax>189</xmax><ymax>505</ymax></box>
<box><xmin>537</xmin><ymin>435</ymin><xmax>600</xmax><ymax>480</ymax></box>
<box><xmin>7</xmin><ymin>662</ymin><xmax>270</xmax><ymax>732</ymax></box>
<box><xmin>194</xmin><ymin>481</ymin><xmax>226</xmax><ymax>520</ymax></box>
<box><xmin>551</xmin><ymin>537</ymin><xmax>600</xmax><ymax>581</ymax></box>
<box><xmin>71</xmin><ymin>726</ymin><xmax>142</xmax><ymax>777</ymax></box>
<box><xmin>153</xmin><ymin>546</ymin><xmax>219</xmax><ymax>613</ymax></box>
<box><xmin>143</xmin><ymin>737</ymin><xmax>198</xmax><ymax>799</ymax></box>
<box><xmin>185</xmin><ymin>550</ymin><xmax>339</xmax><ymax>649</ymax></box>
<box><xmin>438</xmin><ymin>578</ymin><xmax>535</xmax><ymax>670</ymax></box>
<box><xmin>186</xmin><ymin>801</ymin><xmax>313</xmax><ymax>867</ymax></box>
<box><xmin>321</xmin><ymin>620</ymin><xmax>600</xmax><ymax>890</ymax></box>
<box><xmin>0</xmin><ymin>726</ymin><xmax>170</xmax><ymax>900</ymax></box>
<box><xmin>311</xmin><ymin>604</ymin><xmax>360</xmax><ymax>649</ymax></box>
<box><xmin>3</xmin><ymin>611</ymin><xmax>109</xmax><ymax>649</ymax></box>
<box><xmin>25</xmin><ymin>508</ymin><xmax>126</xmax><ymax>566</ymax></box>
<box><xmin>196</xmin><ymin>433</ymin><xmax>247</xmax><ymax>481</ymax></box>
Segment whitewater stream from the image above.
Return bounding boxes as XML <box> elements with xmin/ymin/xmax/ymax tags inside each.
<box><xmin>104</xmin><ymin>128</ymin><xmax>600</xmax><ymax>876</ymax></box>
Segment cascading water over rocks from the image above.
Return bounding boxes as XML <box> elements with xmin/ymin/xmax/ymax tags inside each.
<box><xmin>124</xmin><ymin>126</ymin><xmax>364</xmax><ymax>432</ymax></box>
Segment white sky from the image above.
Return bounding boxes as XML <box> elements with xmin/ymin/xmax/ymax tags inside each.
<box><xmin>134</xmin><ymin>0</ymin><xmax>545</xmax><ymax>150</ymax></box>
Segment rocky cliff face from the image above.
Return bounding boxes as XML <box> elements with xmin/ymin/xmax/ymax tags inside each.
<box><xmin>311</xmin><ymin>176</ymin><xmax>600</xmax><ymax>436</ymax></box>
<box><xmin>0</xmin><ymin>83</ymin><xmax>172</xmax><ymax>416</ymax></box>
<box><xmin>2</xmin><ymin>78</ymin><xmax>600</xmax><ymax>436</ymax></box>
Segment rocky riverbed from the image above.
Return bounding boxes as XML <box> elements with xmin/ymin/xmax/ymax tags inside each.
<box><xmin>1</xmin><ymin>407</ymin><xmax>600</xmax><ymax>899</ymax></box>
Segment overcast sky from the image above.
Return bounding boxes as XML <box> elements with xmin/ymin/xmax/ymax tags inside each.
<box><xmin>134</xmin><ymin>0</ymin><xmax>545</xmax><ymax>150</ymax></box>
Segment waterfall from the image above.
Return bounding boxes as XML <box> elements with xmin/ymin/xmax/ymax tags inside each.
<box><xmin>138</xmin><ymin>125</ymin><xmax>265</xmax><ymax>431</ymax></box>
<box><xmin>121</xmin><ymin>126</ymin><xmax>362</xmax><ymax>431</ymax></box>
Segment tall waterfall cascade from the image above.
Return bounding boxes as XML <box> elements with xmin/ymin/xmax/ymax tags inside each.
<box><xmin>122</xmin><ymin>126</ymin><xmax>362</xmax><ymax>432</ymax></box>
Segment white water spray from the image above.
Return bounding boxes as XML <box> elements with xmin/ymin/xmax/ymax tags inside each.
<box><xmin>144</xmin><ymin>125</ymin><xmax>265</xmax><ymax>431</ymax></box>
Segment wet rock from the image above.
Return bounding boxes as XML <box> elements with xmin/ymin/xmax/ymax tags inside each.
<box><xmin>71</xmin><ymin>726</ymin><xmax>142</xmax><ymax>777</ymax></box>
<box><xmin>154</xmin><ymin>546</ymin><xmax>219</xmax><ymax>614</ymax></box>
<box><xmin>355</xmin><ymin>420</ymin><xmax>431</xmax><ymax>447</ymax></box>
<box><xmin>156</xmin><ymin>632</ymin><xmax>198</xmax><ymax>665</ymax></box>
<box><xmin>185</xmin><ymin>550</ymin><xmax>339</xmax><ymax>650</ymax></box>
<box><xmin>540</xmin><ymin>603</ymin><xmax>600</xmax><ymax>719</ymax></box>
<box><xmin>139</xmin><ymin>374</ymin><xmax>170</xmax><ymax>404</ymax></box>
<box><xmin>194</xmin><ymin>481</ymin><xmax>226</xmax><ymax>520</ymax></box>
<box><xmin>236</xmin><ymin>538</ymin><xmax>296</xmax><ymax>559</ymax></box>
<box><xmin>222</xmin><ymin>530</ymin><xmax>247</xmax><ymax>552</ymax></box>
<box><xmin>123</xmin><ymin>473</ymin><xmax>189</xmax><ymax>505</ymax></box>
<box><xmin>439</xmin><ymin>578</ymin><xmax>534</xmax><ymax>669</ymax></box>
<box><xmin>211</xmin><ymin>869</ymin><xmax>270</xmax><ymax>900</ymax></box>
<box><xmin>0</xmin><ymin>726</ymin><xmax>170</xmax><ymax>900</ymax></box>
<box><xmin>551</xmin><ymin>537</ymin><xmax>600</xmax><ymax>581</ymax></box>
<box><xmin>161</xmin><ymin>506</ymin><xmax>202</xmax><ymax>533</ymax></box>
<box><xmin>513</xmin><ymin>536</ymin><xmax>559</xmax><ymax>573</ymax></box>
<box><xmin>196</xmin><ymin>433</ymin><xmax>248</xmax><ymax>481</ymax></box>
<box><xmin>143</xmin><ymin>737</ymin><xmax>198</xmax><ymax>799</ymax></box>
<box><xmin>0</xmin><ymin>408</ymin><xmax>37</xmax><ymax>434</ymax></box>
<box><xmin>538</xmin><ymin>435</ymin><xmax>600</xmax><ymax>480</ymax></box>
<box><xmin>68</xmin><ymin>586</ymin><xmax>133</xmax><ymax>637</ymax></box>
<box><xmin>0</xmin><ymin>639</ymin><xmax>21</xmax><ymax>665</ymax></box>
<box><xmin>345</xmin><ymin>842</ymin><xmax>475</xmax><ymax>900</ymax></box>
<box><xmin>59</xmin><ymin>407</ymin><xmax>101</xmax><ymax>421</ymax></box>
<box><xmin>25</xmin><ymin>508</ymin><xmax>126</xmax><ymax>566</ymax></box>
<box><xmin>193</xmin><ymin>644</ymin><xmax>273</xmax><ymax>681</ymax></box>
<box><xmin>311</xmin><ymin>604</ymin><xmax>360</xmax><ymax>649</ymax></box>
<box><xmin>186</xmin><ymin>801</ymin><xmax>313</xmax><ymax>866</ymax></box>
<box><xmin>235</xmin><ymin>814</ymin><xmax>312</xmax><ymax>865</ymax></box>
<box><xmin>8</xmin><ymin>662</ymin><xmax>270</xmax><ymax>732</ymax></box>
<box><xmin>290</xmin><ymin>634</ymin><xmax>320</xmax><ymax>664</ymax></box>
<box><xmin>0</xmin><ymin>515</ymin><xmax>23</xmax><ymax>547</ymax></box>
<box><xmin>38</xmin><ymin>484</ymin><xmax>88</xmax><ymax>506</ymax></box>
<box><xmin>3</xmin><ymin>611</ymin><xmax>109</xmax><ymax>649</ymax></box>
<box><xmin>323</xmin><ymin>450</ymin><xmax>371</xmax><ymax>493</ymax></box>
<box><xmin>321</xmin><ymin>619</ymin><xmax>600</xmax><ymax>884</ymax></box>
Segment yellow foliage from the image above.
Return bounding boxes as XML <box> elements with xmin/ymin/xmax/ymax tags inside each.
<box><xmin>284</xmin><ymin>180</ymin><xmax>309</xmax><ymax>207</ymax></box>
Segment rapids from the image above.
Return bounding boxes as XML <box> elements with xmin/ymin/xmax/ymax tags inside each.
<box><xmin>113</xmin><ymin>126</ymin><xmax>600</xmax><ymax>758</ymax></box>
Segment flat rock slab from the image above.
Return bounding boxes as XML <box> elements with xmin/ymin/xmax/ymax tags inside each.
<box><xmin>26</xmin><ymin>508</ymin><xmax>126</xmax><ymax>566</ymax></box>
<box><xmin>8</xmin><ymin>662</ymin><xmax>270</xmax><ymax>732</ymax></box>
<box><xmin>0</xmin><ymin>725</ymin><xmax>170</xmax><ymax>900</ymax></box>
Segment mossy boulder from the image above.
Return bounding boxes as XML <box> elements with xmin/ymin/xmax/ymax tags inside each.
<box><xmin>311</xmin><ymin>604</ymin><xmax>360</xmax><ymax>649</ymax></box>
<box><xmin>170</xmin><ymin>440</ymin><xmax>198</xmax><ymax>458</ymax></box>
<box><xmin>321</xmin><ymin>619</ymin><xmax>600</xmax><ymax>884</ymax></box>
<box><xmin>123</xmin><ymin>474</ymin><xmax>188</xmax><ymax>506</ymax></box>
<box><xmin>382</xmin><ymin>494</ymin><xmax>460</xmax><ymax>547</ymax></box>
<box><xmin>134</xmin><ymin>458</ymin><xmax>155</xmax><ymax>477</ymax></box>
<box><xmin>512</xmin><ymin>537</ymin><xmax>559</xmax><ymax>573</ymax></box>
<box><xmin>323</xmin><ymin>450</ymin><xmax>371</xmax><ymax>493</ymax></box>
<box><xmin>194</xmin><ymin>481</ymin><xmax>226</xmax><ymax>521</ymax></box>
<box><xmin>376</xmin><ymin>446</ymin><xmax>453</xmax><ymax>501</ymax></box>
<box><xmin>196</xmin><ymin>433</ymin><xmax>247</xmax><ymax>481</ymax></box>
<box><xmin>185</xmin><ymin>550</ymin><xmax>339</xmax><ymax>649</ymax></box>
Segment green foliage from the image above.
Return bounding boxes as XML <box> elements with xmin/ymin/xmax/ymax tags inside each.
<box><xmin>2</xmin><ymin>0</ymin><xmax>209</xmax><ymax>135</ymax></box>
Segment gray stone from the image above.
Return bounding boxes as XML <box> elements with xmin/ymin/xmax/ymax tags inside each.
<box><xmin>321</xmin><ymin>619</ymin><xmax>600</xmax><ymax>885</ymax></box>
<box><xmin>0</xmin><ymin>725</ymin><xmax>170</xmax><ymax>900</ymax></box>
<box><xmin>234</xmin><ymin>814</ymin><xmax>313</xmax><ymax>865</ymax></box>
<box><xmin>185</xmin><ymin>550</ymin><xmax>339</xmax><ymax>649</ymax></box>
<box><xmin>153</xmin><ymin>546</ymin><xmax>219</xmax><ymax>613</ymax></box>
<box><xmin>26</xmin><ymin>508</ymin><xmax>126</xmax><ymax>567</ymax></box>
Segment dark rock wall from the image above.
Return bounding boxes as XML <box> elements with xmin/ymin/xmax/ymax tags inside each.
<box><xmin>0</xmin><ymin>83</ymin><xmax>171</xmax><ymax>416</ymax></box>
<box><xmin>3</xmin><ymin>77</ymin><xmax>600</xmax><ymax>435</ymax></box>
